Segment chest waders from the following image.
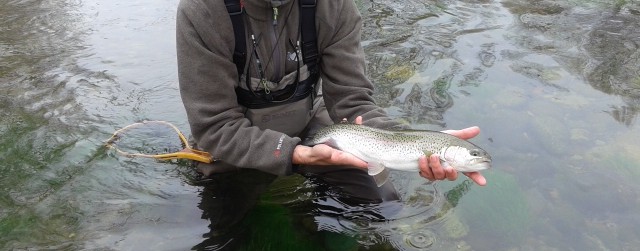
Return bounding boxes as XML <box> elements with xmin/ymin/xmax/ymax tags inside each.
<box><xmin>224</xmin><ymin>0</ymin><xmax>321</xmax><ymax>137</ymax></box>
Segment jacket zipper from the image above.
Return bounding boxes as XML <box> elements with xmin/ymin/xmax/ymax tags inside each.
<box><xmin>270</xmin><ymin>6</ymin><xmax>282</xmax><ymax>82</ymax></box>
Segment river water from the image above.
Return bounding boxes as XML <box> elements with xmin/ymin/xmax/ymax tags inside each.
<box><xmin>1</xmin><ymin>0</ymin><xmax>639</xmax><ymax>250</ymax></box>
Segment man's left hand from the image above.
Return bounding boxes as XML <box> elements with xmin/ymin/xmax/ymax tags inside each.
<box><xmin>418</xmin><ymin>126</ymin><xmax>487</xmax><ymax>186</ymax></box>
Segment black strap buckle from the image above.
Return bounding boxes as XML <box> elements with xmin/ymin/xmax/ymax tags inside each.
<box><xmin>300</xmin><ymin>0</ymin><xmax>316</xmax><ymax>8</ymax></box>
<box><xmin>225</xmin><ymin>2</ymin><xmax>243</xmax><ymax>15</ymax></box>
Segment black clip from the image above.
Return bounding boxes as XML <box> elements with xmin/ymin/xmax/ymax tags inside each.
<box><xmin>225</xmin><ymin>1</ymin><xmax>243</xmax><ymax>16</ymax></box>
<box><xmin>300</xmin><ymin>0</ymin><xmax>316</xmax><ymax>8</ymax></box>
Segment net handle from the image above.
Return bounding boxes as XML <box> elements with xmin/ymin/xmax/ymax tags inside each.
<box><xmin>106</xmin><ymin>120</ymin><xmax>213</xmax><ymax>163</ymax></box>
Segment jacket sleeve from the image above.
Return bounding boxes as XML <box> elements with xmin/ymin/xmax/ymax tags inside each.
<box><xmin>176</xmin><ymin>0</ymin><xmax>300</xmax><ymax>176</ymax></box>
<box><xmin>316</xmin><ymin>0</ymin><xmax>405</xmax><ymax>130</ymax></box>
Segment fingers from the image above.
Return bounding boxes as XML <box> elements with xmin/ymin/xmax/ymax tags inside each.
<box><xmin>328</xmin><ymin>147</ymin><xmax>368</xmax><ymax>168</ymax></box>
<box><xmin>463</xmin><ymin>172</ymin><xmax>487</xmax><ymax>186</ymax></box>
<box><xmin>429</xmin><ymin>154</ymin><xmax>446</xmax><ymax>180</ymax></box>
<box><xmin>441</xmin><ymin>126</ymin><xmax>480</xmax><ymax>140</ymax></box>
<box><xmin>419</xmin><ymin>154</ymin><xmax>487</xmax><ymax>185</ymax></box>
<box><xmin>354</xmin><ymin>116</ymin><xmax>363</xmax><ymax>125</ymax></box>
<box><xmin>418</xmin><ymin>155</ymin><xmax>432</xmax><ymax>179</ymax></box>
<box><xmin>419</xmin><ymin>154</ymin><xmax>458</xmax><ymax>181</ymax></box>
<box><xmin>343</xmin><ymin>116</ymin><xmax>364</xmax><ymax>125</ymax></box>
<box><xmin>293</xmin><ymin>144</ymin><xmax>368</xmax><ymax>168</ymax></box>
<box><xmin>445</xmin><ymin>165</ymin><xmax>458</xmax><ymax>181</ymax></box>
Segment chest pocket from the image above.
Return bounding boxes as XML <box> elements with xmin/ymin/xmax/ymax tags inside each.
<box><xmin>239</xmin><ymin>65</ymin><xmax>319</xmax><ymax>137</ymax></box>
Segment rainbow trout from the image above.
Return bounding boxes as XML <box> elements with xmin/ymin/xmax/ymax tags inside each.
<box><xmin>306</xmin><ymin>124</ymin><xmax>491</xmax><ymax>183</ymax></box>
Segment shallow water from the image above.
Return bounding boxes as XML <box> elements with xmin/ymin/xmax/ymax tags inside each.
<box><xmin>1</xmin><ymin>0</ymin><xmax>640</xmax><ymax>250</ymax></box>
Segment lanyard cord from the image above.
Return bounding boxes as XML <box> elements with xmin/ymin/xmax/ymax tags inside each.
<box><xmin>249</xmin><ymin>34</ymin><xmax>269</xmax><ymax>93</ymax></box>
<box><xmin>245</xmin><ymin>38</ymin><xmax>302</xmax><ymax>103</ymax></box>
<box><xmin>243</xmin><ymin>2</ymin><xmax>296</xmax><ymax>83</ymax></box>
<box><xmin>243</xmin><ymin>1</ymin><xmax>300</xmax><ymax>102</ymax></box>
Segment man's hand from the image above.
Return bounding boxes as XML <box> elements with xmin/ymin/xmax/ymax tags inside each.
<box><xmin>292</xmin><ymin>144</ymin><xmax>368</xmax><ymax>168</ymax></box>
<box><xmin>292</xmin><ymin>116</ymin><xmax>368</xmax><ymax>168</ymax></box>
<box><xmin>418</xmin><ymin>126</ymin><xmax>487</xmax><ymax>186</ymax></box>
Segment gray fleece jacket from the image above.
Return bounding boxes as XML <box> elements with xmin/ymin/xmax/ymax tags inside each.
<box><xmin>176</xmin><ymin>0</ymin><xmax>402</xmax><ymax>176</ymax></box>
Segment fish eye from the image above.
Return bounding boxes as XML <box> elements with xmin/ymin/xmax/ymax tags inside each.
<box><xmin>470</xmin><ymin>149</ymin><xmax>480</xmax><ymax>157</ymax></box>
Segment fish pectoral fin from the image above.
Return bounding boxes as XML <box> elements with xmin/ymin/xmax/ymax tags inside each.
<box><xmin>368</xmin><ymin>162</ymin><xmax>390</xmax><ymax>187</ymax></box>
<box><xmin>367</xmin><ymin>162</ymin><xmax>386</xmax><ymax>176</ymax></box>
<box><xmin>423</xmin><ymin>150</ymin><xmax>433</xmax><ymax>157</ymax></box>
<box><xmin>373</xmin><ymin>168</ymin><xmax>390</xmax><ymax>187</ymax></box>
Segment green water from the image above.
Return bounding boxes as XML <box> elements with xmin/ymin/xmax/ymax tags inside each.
<box><xmin>2</xmin><ymin>0</ymin><xmax>640</xmax><ymax>250</ymax></box>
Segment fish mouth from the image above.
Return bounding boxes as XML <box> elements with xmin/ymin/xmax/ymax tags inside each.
<box><xmin>478</xmin><ymin>161</ymin><xmax>492</xmax><ymax>169</ymax></box>
<box><xmin>470</xmin><ymin>159</ymin><xmax>492</xmax><ymax>170</ymax></box>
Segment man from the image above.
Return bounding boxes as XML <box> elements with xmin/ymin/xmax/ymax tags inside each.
<box><xmin>177</xmin><ymin>0</ymin><xmax>486</xmax><ymax>248</ymax></box>
<box><xmin>177</xmin><ymin>0</ymin><xmax>485</xmax><ymax>189</ymax></box>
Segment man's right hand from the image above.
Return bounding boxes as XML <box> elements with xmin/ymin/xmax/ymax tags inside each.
<box><xmin>293</xmin><ymin>116</ymin><xmax>368</xmax><ymax>168</ymax></box>
<box><xmin>292</xmin><ymin>144</ymin><xmax>368</xmax><ymax>168</ymax></box>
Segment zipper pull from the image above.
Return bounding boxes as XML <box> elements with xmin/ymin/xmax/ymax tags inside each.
<box><xmin>272</xmin><ymin>7</ymin><xmax>279</xmax><ymax>26</ymax></box>
<box><xmin>260</xmin><ymin>78</ymin><xmax>271</xmax><ymax>95</ymax></box>
<box><xmin>261</xmin><ymin>78</ymin><xmax>273</xmax><ymax>101</ymax></box>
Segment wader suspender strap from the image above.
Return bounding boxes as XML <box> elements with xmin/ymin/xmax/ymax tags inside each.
<box><xmin>224</xmin><ymin>0</ymin><xmax>246</xmax><ymax>78</ymax></box>
<box><xmin>299</xmin><ymin>0</ymin><xmax>318</xmax><ymax>74</ymax></box>
<box><xmin>225</xmin><ymin>0</ymin><xmax>318</xmax><ymax>79</ymax></box>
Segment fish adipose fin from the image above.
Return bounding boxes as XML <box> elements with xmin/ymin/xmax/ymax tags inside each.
<box><xmin>368</xmin><ymin>162</ymin><xmax>390</xmax><ymax>187</ymax></box>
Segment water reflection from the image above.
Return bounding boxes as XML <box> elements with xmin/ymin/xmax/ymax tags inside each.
<box><xmin>193</xmin><ymin>170</ymin><xmax>276</xmax><ymax>251</ymax></box>
<box><xmin>1</xmin><ymin>0</ymin><xmax>94</xmax><ymax>248</ymax></box>
<box><xmin>608</xmin><ymin>104</ymin><xmax>639</xmax><ymax>127</ymax></box>
<box><xmin>504</xmin><ymin>0</ymin><xmax>640</xmax><ymax>127</ymax></box>
<box><xmin>1</xmin><ymin>0</ymin><xmax>195</xmax><ymax>249</ymax></box>
<box><xmin>586</xmin><ymin>14</ymin><xmax>640</xmax><ymax>126</ymax></box>
<box><xmin>231</xmin><ymin>173</ymin><xmax>476</xmax><ymax>251</ymax></box>
<box><xmin>397</xmin><ymin>77</ymin><xmax>454</xmax><ymax>127</ymax></box>
<box><xmin>360</xmin><ymin>0</ymin><xmax>502</xmax><ymax>128</ymax></box>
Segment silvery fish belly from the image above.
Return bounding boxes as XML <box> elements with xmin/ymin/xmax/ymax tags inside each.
<box><xmin>307</xmin><ymin>123</ymin><xmax>492</xmax><ymax>176</ymax></box>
